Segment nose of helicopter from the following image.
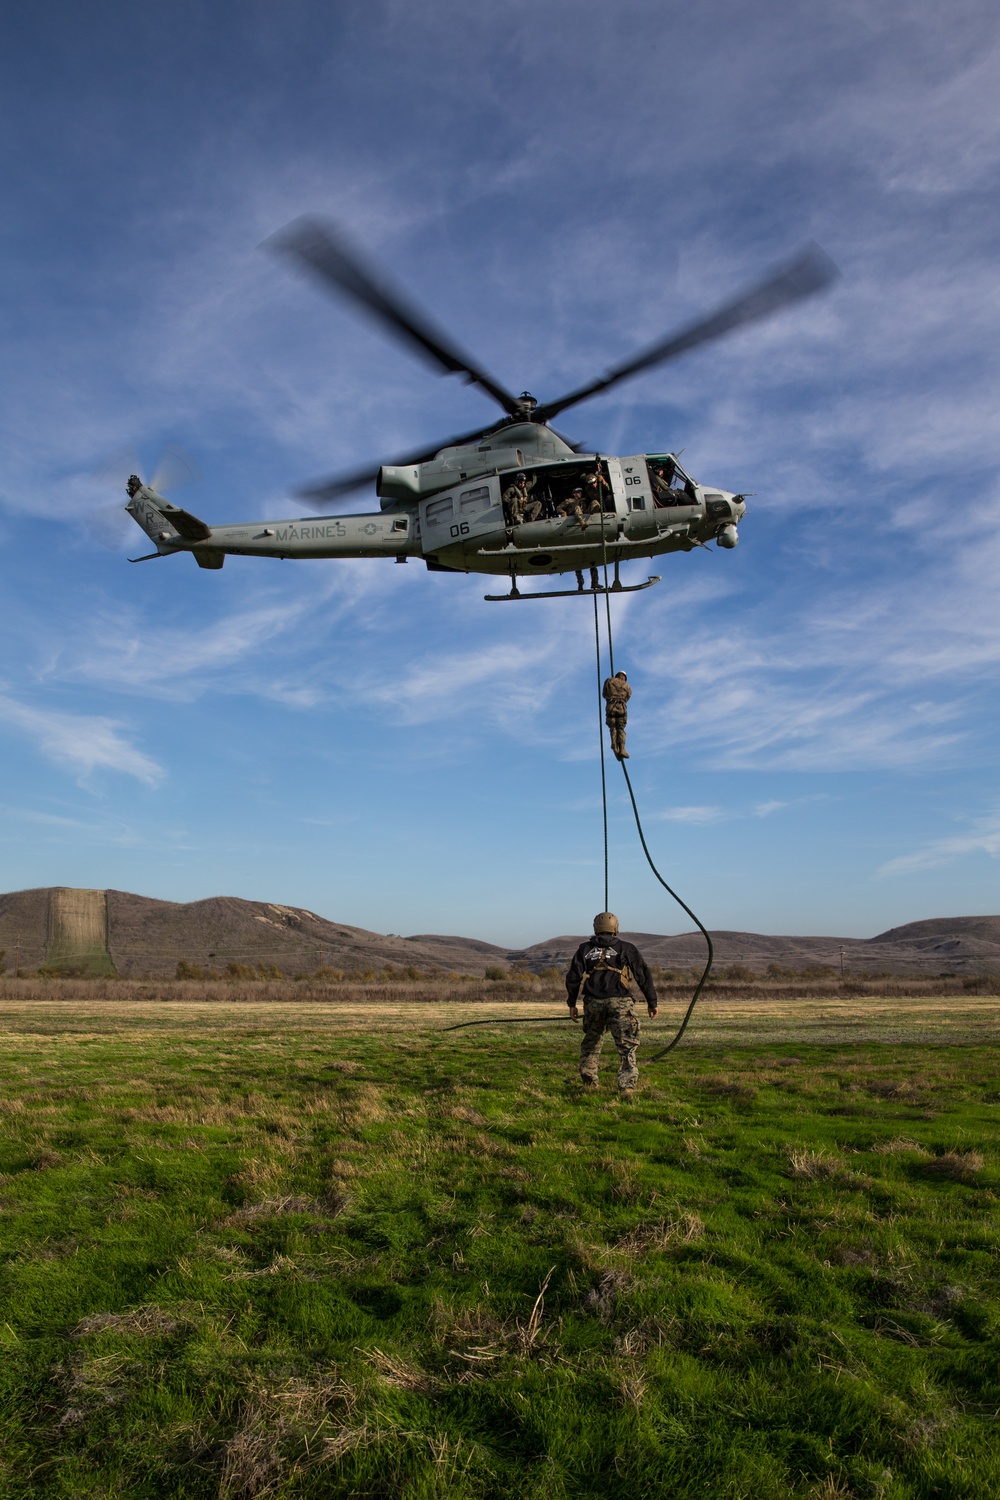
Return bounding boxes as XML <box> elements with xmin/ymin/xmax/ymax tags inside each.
<box><xmin>711</xmin><ymin>489</ymin><xmax>745</xmax><ymax>549</ymax></box>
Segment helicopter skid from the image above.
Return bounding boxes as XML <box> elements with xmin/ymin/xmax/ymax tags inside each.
<box><xmin>484</xmin><ymin>575</ymin><xmax>661</xmax><ymax>602</ymax></box>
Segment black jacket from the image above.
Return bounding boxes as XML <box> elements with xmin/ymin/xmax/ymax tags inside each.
<box><xmin>565</xmin><ymin>935</ymin><xmax>657</xmax><ymax>1007</ymax></box>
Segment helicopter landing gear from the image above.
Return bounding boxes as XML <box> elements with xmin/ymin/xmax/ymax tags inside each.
<box><xmin>484</xmin><ymin>574</ymin><xmax>661</xmax><ymax>602</ymax></box>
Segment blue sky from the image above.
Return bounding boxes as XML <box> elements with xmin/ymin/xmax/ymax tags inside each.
<box><xmin>1</xmin><ymin>0</ymin><xmax>999</xmax><ymax>944</ymax></box>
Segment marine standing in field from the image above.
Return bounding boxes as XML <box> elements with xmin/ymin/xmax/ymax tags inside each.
<box><xmin>603</xmin><ymin>670</ymin><xmax>631</xmax><ymax>760</ymax></box>
<box><xmin>566</xmin><ymin>912</ymin><xmax>658</xmax><ymax>1094</ymax></box>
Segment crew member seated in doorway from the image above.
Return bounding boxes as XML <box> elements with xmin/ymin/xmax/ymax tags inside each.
<box><xmin>583</xmin><ymin>467</ymin><xmax>612</xmax><ymax>517</ymax></box>
<box><xmin>566</xmin><ymin>912</ymin><xmax>658</xmax><ymax>1095</ymax></box>
<box><xmin>603</xmin><ymin>670</ymin><xmax>631</xmax><ymax>759</ymax></box>
<box><xmin>559</xmin><ymin>486</ymin><xmax>588</xmax><ymax>527</ymax></box>
<box><xmin>502</xmin><ymin>472</ymin><xmax>541</xmax><ymax>525</ymax></box>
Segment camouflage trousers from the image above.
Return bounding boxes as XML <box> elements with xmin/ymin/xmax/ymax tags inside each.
<box><xmin>605</xmin><ymin>711</ymin><xmax>627</xmax><ymax>758</ymax></box>
<box><xmin>579</xmin><ymin>997</ymin><xmax>640</xmax><ymax>1091</ymax></box>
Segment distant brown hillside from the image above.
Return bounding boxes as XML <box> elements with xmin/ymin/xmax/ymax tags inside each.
<box><xmin>105</xmin><ymin>891</ymin><xmax>510</xmax><ymax>978</ymax></box>
<box><xmin>517</xmin><ymin>918</ymin><xmax>1000</xmax><ymax>976</ymax></box>
<box><xmin>0</xmin><ymin>888</ymin><xmax>509</xmax><ymax>977</ymax></box>
<box><xmin>0</xmin><ymin>888</ymin><xmax>995</xmax><ymax>977</ymax></box>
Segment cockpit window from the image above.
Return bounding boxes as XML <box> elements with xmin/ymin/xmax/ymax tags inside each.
<box><xmin>647</xmin><ymin>456</ymin><xmax>695</xmax><ymax>506</ymax></box>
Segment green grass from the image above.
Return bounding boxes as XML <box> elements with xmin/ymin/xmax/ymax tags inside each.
<box><xmin>0</xmin><ymin>998</ymin><xmax>998</xmax><ymax>1498</ymax></box>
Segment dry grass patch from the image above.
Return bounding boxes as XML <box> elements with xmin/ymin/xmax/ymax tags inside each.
<box><xmin>827</xmin><ymin>1241</ymin><xmax>879</xmax><ymax>1268</ymax></box>
<box><xmin>613</xmin><ymin>1318</ymin><xmax>679</xmax><ymax>1356</ymax></box>
<box><xmin>27</xmin><ymin>1149</ymin><xmax>62</xmax><ymax>1170</ymax></box>
<box><xmin>225</xmin><ymin>1255</ymin><xmax>302</xmax><ymax>1281</ymax></box>
<box><xmin>597</xmin><ymin>1155</ymin><xmax>643</xmax><ymax>1203</ymax></box>
<box><xmin>446</xmin><ymin>1105</ymin><xmax>486</xmax><ymax>1125</ymax></box>
<box><xmin>428</xmin><ymin>1298</ymin><xmax>502</xmax><ymax>1347</ymax></box>
<box><xmin>867</xmin><ymin>1078</ymin><xmax>924</xmax><ymax>1101</ymax></box>
<box><xmin>445</xmin><ymin>1267</ymin><xmax>557</xmax><ymax>1364</ymax></box>
<box><xmin>923</xmin><ymin>1150</ymin><xmax>984</xmax><ymax>1182</ymax></box>
<box><xmin>806</xmin><ymin>1478</ymin><xmax>853</xmax><ymax>1499</ymax></box>
<box><xmin>872</xmin><ymin>1137</ymin><xmax>929</xmax><ymax>1156</ymax></box>
<box><xmin>334</xmin><ymin>1083</ymin><xmax>389</xmax><ymax>1128</ymax></box>
<box><xmin>583</xmin><ymin>1267</ymin><xmax>633</xmax><ymax>1321</ymax></box>
<box><xmin>699</xmin><ymin>1073</ymin><xmax>759</xmax><ymax>1104</ymax></box>
<box><xmin>224</xmin><ymin>1195</ymin><xmax>326</xmax><ymax>1226</ymax></box>
<box><xmin>72</xmin><ymin>1305</ymin><xmax>188</xmax><ymax>1338</ymax></box>
<box><xmin>788</xmin><ymin>1148</ymin><xmax>844</xmax><ymax>1180</ymax></box>
<box><xmin>611</xmin><ymin>1360</ymin><xmax>648</xmax><ymax>1410</ymax></box>
<box><xmin>614</xmin><ymin>1214</ymin><xmax>704</xmax><ymax>1255</ymax></box>
<box><xmin>364</xmin><ymin>1346</ymin><xmax>440</xmax><ymax>1393</ymax></box>
<box><xmin>219</xmin><ymin>1369</ymin><xmax>366</xmax><ymax>1499</ymax></box>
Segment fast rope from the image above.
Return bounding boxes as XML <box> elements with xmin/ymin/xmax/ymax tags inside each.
<box><xmin>591</xmin><ymin>475</ymin><xmax>713</xmax><ymax>1060</ymax></box>
<box><xmin>446</xmin><ymin>463</ymin><xmax>713</xmax><ymax>1049</ymax></box>
<box><xmin>618</xmin><ymin>759</ymin><xmax>713</xmax><ymax>1060</ymax></box>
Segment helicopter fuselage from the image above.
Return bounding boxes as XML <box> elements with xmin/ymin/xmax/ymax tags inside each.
<box><xmin>126</xmin><ymin>438</ymin><xmax>746</xmax><ymax>581</ymax></box>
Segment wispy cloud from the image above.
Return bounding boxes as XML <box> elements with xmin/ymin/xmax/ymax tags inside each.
<box><xmin>0</xmin><ymin>694</ymin><xmax>162</xmax><ymax>786</ymax></box>
<box><xmin>753</xmin><ymin>800</ymin><xmax>788</xmax><ymax>818</ymax></box>
<box><xmin>364</xmin><ymin>625</ymin><xmax>579</xmax><ymax>730</ymax></box>
<box><xmin>877</xmin><ymin>806</ymin><xmax>1000</xmax><ymax>877</ymax></box>
<box><xmin>655</xmin><ymin>805</ymin><xmax>725</xmax><ymax>824</ymax></box>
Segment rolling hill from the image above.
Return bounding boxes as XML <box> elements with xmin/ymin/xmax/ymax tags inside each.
<box><xmin>0</xmin><ymin>887</ymin><xmax>996</xmax><ymax>977</ymax></box>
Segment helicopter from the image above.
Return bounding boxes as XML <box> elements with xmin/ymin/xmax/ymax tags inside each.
<box><xmin>125</xmin><ymin>220</ymin><xmax>836</xmax><ymax>601</ymax></box>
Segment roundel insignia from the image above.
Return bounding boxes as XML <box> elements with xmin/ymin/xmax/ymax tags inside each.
<box><xmin>363</xmin><ymin>522</ymin><xmax>378</xmax><ymax>536</ymax></box>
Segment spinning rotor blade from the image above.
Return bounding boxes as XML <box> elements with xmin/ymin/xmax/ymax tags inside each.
<box><xmin>267</xmin><ymin>217</ymin><xmax>525</xmax><ymax>419</ymax></box>
<box><xmin>294</xmin><ymin>460</ymin><xmax>384</xmax><ymax>507</ymax></box>
<box><xmin>294</xmin><ymin>423</ymin><xmax>503</xmax><ymax>508</ymax></box>
<box><xmin>149</xmin><ymin>443</ymin><xmax>200</xmax><ymax>496</ymax></box>
<box><xmin>534</xmin><ymin>243</ymin><xmax>838</xmax><ymax>423</ymax></box>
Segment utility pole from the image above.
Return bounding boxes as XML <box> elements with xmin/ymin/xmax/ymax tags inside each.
<box><xmin>14</xmin><ymin>934</ymin><xmax>20</xmax><ymax>976</ymax></box>
<box><xmin>839</xmin><ymin>946</ymin><xmax>845</xmax><ymax>980</ymax></box>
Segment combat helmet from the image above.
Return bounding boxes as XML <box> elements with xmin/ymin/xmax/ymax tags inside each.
<box><xmin>593</xmin><ymin>911</ymin><xmax>620</xmax><ymax>936</ymax></box>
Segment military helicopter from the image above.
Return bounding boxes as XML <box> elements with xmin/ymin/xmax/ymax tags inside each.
<box><xmin>125</xmin><ymin>220</ymin><xmax>836</xmax><ymax>601</ymax></box>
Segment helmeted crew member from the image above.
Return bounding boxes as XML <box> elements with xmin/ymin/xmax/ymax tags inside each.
<box><xmin>603</xmin><ymin>670</ymin><xmax>631</xmax><ymax>760</ymax></box>
<box><xmin>566</xmin><ymin>912</ymin><xmax>658</xmax><ymax>1094</ymax></box>
<box><xmin>583</xmin><ymin>467</ymin><xmax>611</xmax><ymax>517</ymax></box>
<box><xmin>502</xmin><ymin>472</ymin><xmax>541</xmax><ymax>525</ymax></box>
<box><xmin>559</xmin><ymin>486</ymin><xmax>588</xmax><ymax>528</ymax></box>
<box><xmin>651</xmin><ymin>463</ymin><xmax>688</xmax><ymax>507</ymax></box>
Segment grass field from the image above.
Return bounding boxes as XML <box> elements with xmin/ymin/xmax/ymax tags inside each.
<box><xmin>0</xmin><ymin>988</ymin><xmax>998</xmax><ymax>1498</ymax></box>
